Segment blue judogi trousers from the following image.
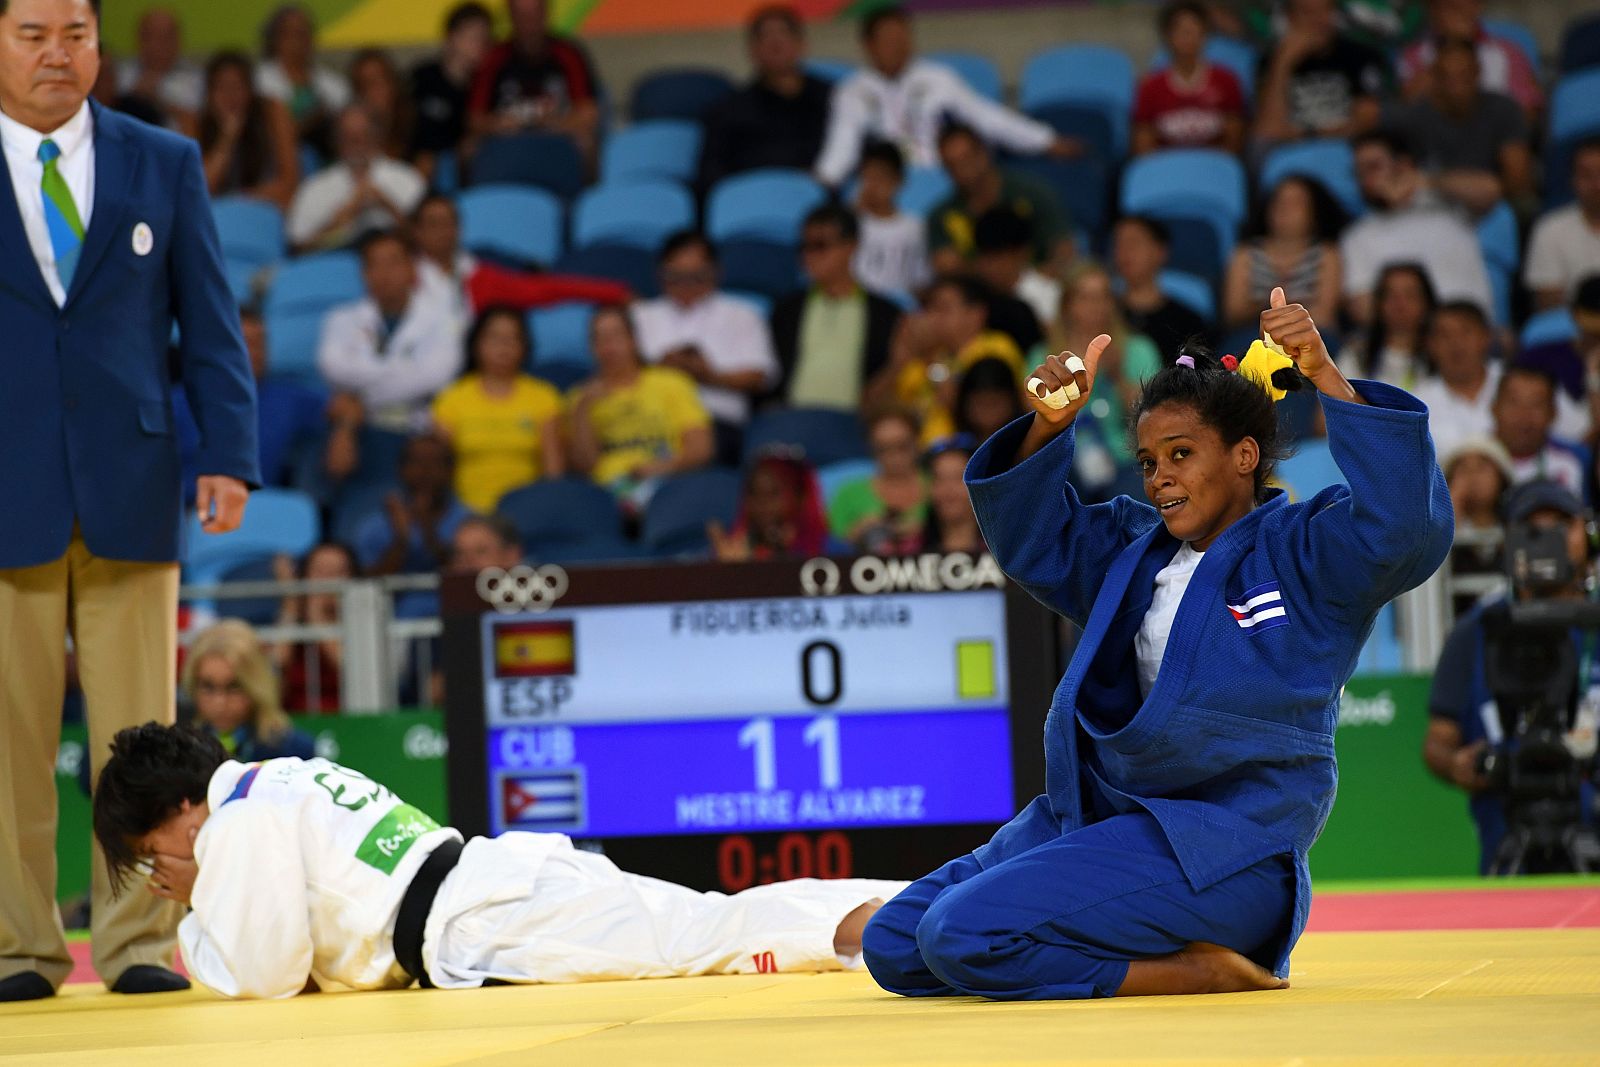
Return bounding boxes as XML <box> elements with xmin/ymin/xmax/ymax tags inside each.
<box><xmin>863</xmin><ymin>812</ymin><xmax>1295</xmax><ymax>1000</ymax></box>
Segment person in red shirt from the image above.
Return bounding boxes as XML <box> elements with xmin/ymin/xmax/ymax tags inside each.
<box><xmin>466</xmin><ymin>0</ymin><xmax>600</xmax><ymax>164</ymax></box>
<box><xmin>1132</xmin><ymin>0</ymin><xmax>1247</xmax><ymax>156</ymax></box>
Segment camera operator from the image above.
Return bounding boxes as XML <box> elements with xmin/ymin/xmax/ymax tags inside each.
<box><xmin>1424</xmin><ymin>479</ymin><xmax>1598</xmax><ymax>873</ymax></box>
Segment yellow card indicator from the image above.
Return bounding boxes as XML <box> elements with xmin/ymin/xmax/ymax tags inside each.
<box><xmin>955</xmin><ymin>640</ymin><xmax>996</xmax><ymax>700</ymax></box>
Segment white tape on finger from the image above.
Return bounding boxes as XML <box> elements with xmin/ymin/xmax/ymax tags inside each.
<box><xmin>1027</xmin><ymin>375</ymin><xmax>1071</xmax><ymax>410</ymax></box>
<box><xmin>1064</xmin><ymin>355</ymin><xmax>1086</xmax><ymax>376</ymax></box>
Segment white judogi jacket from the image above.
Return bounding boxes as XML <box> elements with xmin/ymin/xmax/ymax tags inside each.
<box><xmin>181</xmin><ymin>758</ymin><xmax>461</xmax><ymax>999</ymax></box>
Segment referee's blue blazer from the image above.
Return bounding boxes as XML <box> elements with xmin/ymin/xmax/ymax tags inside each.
<box><xmin>0</xmin><ymin>101</ymin><xmax>260</xmax><ymax>568</ymax></box>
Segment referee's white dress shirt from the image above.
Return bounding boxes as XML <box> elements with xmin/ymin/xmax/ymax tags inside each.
<box><xmin>0</xmin><ymin>101</ymin><xmax>95</xmax><ymax>306</ymax></box>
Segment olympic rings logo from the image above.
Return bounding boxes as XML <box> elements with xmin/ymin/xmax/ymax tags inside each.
<box><xmin>476</xmin><ymin>564</ymin><xmax>570</xmax><ymax>614</ymax></box>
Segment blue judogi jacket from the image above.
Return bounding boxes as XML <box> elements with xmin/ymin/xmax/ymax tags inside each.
<box><xmin>965</xmin><ymin>380</ymin><xmax>1453</xmax><ymax>977</ymax></box>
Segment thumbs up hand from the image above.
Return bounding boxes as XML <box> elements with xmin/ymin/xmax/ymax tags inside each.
<box><xmin>1259</xmin><ymin>286</ymin><xmax>1331</xmax><ymax>381</ymax></box>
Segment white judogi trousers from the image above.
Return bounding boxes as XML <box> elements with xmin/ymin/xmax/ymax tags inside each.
<box><xmin>422</xmin><ymin>833</ymin><xmax>908</xmax><ymax>989</ymax></box>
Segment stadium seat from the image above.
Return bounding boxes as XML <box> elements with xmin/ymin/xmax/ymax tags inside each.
<box><xmin>1150</xmin><ymin>36</ymin><xmax>1259</xmax><ymax>98</ymax></box>
<box><xmin>532</xmin><ymin>360</ymin><xmax>592</xmax><ymax>392</ymax></box>
<box><xmin>1121</xmin><ymin>149</ymin><xmax>1247</xmax><ymax>277</ymax></box>
<box><xmin>458</xmin><ymin>185</ymin><xmax>563</xmax><ymax>268</ymax></box>
<box><xmin>642</xmin><ymin>467</ymin><xmax>743</xmax><ymax>556</ymax></box>
<box><xmin>842</xmin><ymin>165</ymin><xmax>953</xmax><ymax>219</ymax></box>
<box><xmin>1477</xmin><ymin>202</ymin><xmax>1519</xmax><ymax>326</ymax></box>
<box><xmin>1258</xmin><ymin>139</ymin><xmax>1363</xmax><ymax>218</ymax></box>
<box><xmin>600</xmin><ymin>120</ymin><xmax>703</xmax><ymax>185</ymax></box>
<box><xmin>806</xmin><ymin>58</ymin><xmax>857</xmax><ymax>83</ymax></box>
<box><xmin>432</xmin><ymin>149</ymin><xmax>461</xmax><ymax>195</ymax></box>
<box><xmin>816</xmin><ymin>458</ymin><xmax>877</xmax><ymax>509</ymax></box>
<box><xmin>719</xmin><ymin>238</ymin><xmax>803</xmax><ymax>301</ymax></box>
<box><xmin>212</xmin><ymin>197</ymin><xmax>285</xmax><ymax>304</ymax></box>
<box><xmin>470</xmin><ymin>132</ymin><xmax>586</xmax><ymax>199</ymax></box>
<box><xmin>572</xmin><ymin>180</ymin><xmax>696</xmax><ymax>251</ymax></box>
<box><xmin>1520</xmin><ymin>308</ymin><xmax>1577</xmax><ymax>349</ymax></box>
<box><xmin>1027</xmin><ymin>103</ymin><xmax>1119</xmax><ymax>165</ymax></box>
<box><xmin>1559</xmin><ymin>13</ymin><xmax>1600</xmax><ymax>74</ymax></box>
<box><xmin>1484</xmin><ymin>17</ymin><xmax>1541</xmax><ymax>77</ymax></box>
<box><xmin>527</xmin><ymin>303</ymin><xmax>596</xmax><ymax>367</ymax></box>
<box><xmin>1544</xmin><ymin>69</ymin><xmax>1600</xmax><ymax>205</ymax></box>
<box><xmin>496</xmin><ymin>477</ymin><xmax>623</xmax><ymax>548</ymax></box>
<box><xmin>555</xmin><ymin>244</ymin><xmax>660</xmax><ymax>297</ymax></box>
<box><xmin>1006</xmin><ymin>155</ymin><xmax>1110</xmax><ymax>253</ymax></box>
<box><xmin>1275</xmin><ymin>439</ymin><xmax>1345</xmax><ymax>502</ymax></box>
<box><xmin>329</xmin><ymin>479</ymin><xmax>395</xmax><ymax>547</ymax></box>
<box><xmin>630</xmin><ymin>68</ymin><xmax>736</xmax><ymax>123</ymax></box>
<box><xmin>529</xmin><ymin>536</ymin><xmax>648</xmax><ymax>565</ymax></box>
<box><xmin>706</xmin><ymin>168</ymin><xmax>828</xmax><ymax>243</ymax></box>
<box><xmin>927</xmin><ymin>50</ymin><xmax>1003</xmax><ymax>101</ymax></box>
<box><xmin>1158</xmin><ymin>270</ymin><xmax>1215</xmax><ymax>321</ymax></box>
<box><xmin>1020</xmin><ymin>44</ymin><xmax>1135</xmax><ymax>157</ymax></box>
<box><xmin>184</xmin><ymin>487</ymin><xmax>320</xmax><ymax>584</ymax></box>
<box><xmin>743</xmin><ymin>408</ymin><xmax>869</xmax><ymax>468</ymax></box>
<box><xmin>263</xmin><ymin>251</ymin><xmax>364</xmax><ymax>381</ymax></box>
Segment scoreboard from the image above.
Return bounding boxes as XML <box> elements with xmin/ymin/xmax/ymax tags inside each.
<box><xmin>441</xmin><ymin>554</ymin><xmax>1058</xmax><ymax>891</ymax></box>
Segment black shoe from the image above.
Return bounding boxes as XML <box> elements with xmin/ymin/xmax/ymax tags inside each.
<box><xmin>110</xmin><ymin>965</ymin><xmax>190</xmax><ymax>995</ymax></box>
<box><xmin>0</xmin><ymin>971</ymin><xmax>55</xmax><ymax>1002</ymax></box>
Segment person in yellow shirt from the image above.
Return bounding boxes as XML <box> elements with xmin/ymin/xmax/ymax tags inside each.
<box><xmin>430</xmin><ymin>305</ymin><xmax>566</xmax><ymax>513</ymax></box>
<box><xmin>873</xmin><ymin>275</ymin><xmax>1026</xmax><ymax>445</ymax></box>
<box><xmin>567</xmin><ymin>304</ymin><xmax>714</xmax><ymax>509</ymax></box>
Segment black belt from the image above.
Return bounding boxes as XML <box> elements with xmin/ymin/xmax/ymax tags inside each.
<box><xmin>394</xmin><ymin>837</ymin><xmax>465</xmax><ymax>989</ymax></box>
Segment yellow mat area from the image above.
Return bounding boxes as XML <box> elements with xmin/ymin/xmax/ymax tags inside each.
<box><xmin>4</xmin><ymin>929</ymin><xmax>1599</xmax><ymax>1066</ymax></box>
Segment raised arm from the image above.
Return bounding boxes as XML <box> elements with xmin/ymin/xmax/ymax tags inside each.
<box><xmin>1263</xmin><ymin>287</ymin><xmax>1453</xmax><ymax>617</ymax></box>
<box><xmin>967</xmin><ymin>338</ymin><xmax>1160</xmax><ymax>627</ymax></box>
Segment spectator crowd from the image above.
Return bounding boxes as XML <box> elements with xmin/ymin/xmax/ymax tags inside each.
<box><xmin>80</xmin><ymin>0</ymin><xmax>1600</xmax><ymax>715</ymax></box>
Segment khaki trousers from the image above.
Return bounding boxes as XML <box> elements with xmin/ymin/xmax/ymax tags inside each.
<box><xmin>0</xmin><ymin>533</ymin><xmax>181</xmax><ymax>989</ymax></box>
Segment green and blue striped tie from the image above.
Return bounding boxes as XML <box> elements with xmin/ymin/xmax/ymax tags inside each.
<box><xmin>38</xmin><ymin>138</ymin><xmax>84</xmax><ymax>290</ymax></box>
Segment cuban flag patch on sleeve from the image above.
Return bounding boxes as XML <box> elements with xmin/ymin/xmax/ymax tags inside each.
<box><xmin>1228</xmin><ymin>582</ymin><xmax>1288</xmax><ymax>634</ymax></box>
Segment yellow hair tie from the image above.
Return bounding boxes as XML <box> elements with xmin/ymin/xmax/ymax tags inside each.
<box><xmin>1237</xmin><ymin>337</ymin><xmax>1297</xmax><ymax>403</ymax></box>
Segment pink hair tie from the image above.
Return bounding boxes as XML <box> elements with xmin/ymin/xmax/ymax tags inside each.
<box><xmin>1220</xmin><ymin>354</ymin><xmax>1239</xmax><ymax>371</ymax></box>
<box><xmin>1175</xmin><ymin>355</ymin><xmax>1195</xmax><ymax>369</ymax></box>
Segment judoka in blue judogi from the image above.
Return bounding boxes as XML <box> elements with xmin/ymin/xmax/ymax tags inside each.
<box><xmin>863</xmin><ymin>289</ymin><xmax>1454</xmax><ymax>1000</ymax></box>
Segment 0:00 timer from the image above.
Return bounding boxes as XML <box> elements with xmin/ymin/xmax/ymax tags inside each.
<box><xmin>717</xmin><ymin>831</ymin><xmax>853</xmax><ymax>892</ymax></box>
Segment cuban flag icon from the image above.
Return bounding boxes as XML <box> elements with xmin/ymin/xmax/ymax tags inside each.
<box><xmin>1227</xmin><ymin>582</ymin><xmax>1289</xmax><ymax>634</ymax></box>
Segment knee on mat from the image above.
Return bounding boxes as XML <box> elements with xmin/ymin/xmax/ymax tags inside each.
<box><xmin>913</xmin><ymin>892</ymin><xmax>1013</xmax><ymax>995</ymax></box>
<box><xmin>861</xmin><ymin>902</ymin><xmax>933</xmax><ymax>995</ymax></box>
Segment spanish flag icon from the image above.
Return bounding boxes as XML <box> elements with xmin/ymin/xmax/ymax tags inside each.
<box><xmin>494</xmin><ymin>620</ymin><xmax>576</xmax><ymax>678</ymax></box>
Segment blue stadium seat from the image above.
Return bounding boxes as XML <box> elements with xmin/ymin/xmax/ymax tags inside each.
<box><xmin>1150</xmin><ymin>36</ymin><xmax>1259</xmax><ymax>98</ymax></box>
<box><xmin>1275</xmin><ymin>439</ymin><xmax>1345</xmax><ymax>503</ymax></box>
<box><xmin>458</xmin><ymin>185</ymin><xmax>563</xmax><ymax>267</ymax></box>
<box><xmin>470</xmin><ymin>133</ymin><xmax>586</xmax><ymax>199</ymax></box>
<box><xmin>631</xmin><ymin>68</ymin><xmax>736</xmax><ymax>123</ymax></box>
<box><xmin>1477</xmin><ymin>201</ymin><xmax>1519</xmax><ymax>326</ymax></box>
<box><xmin>431</xmin><ymin>149</ymin><xmax>461</xmax><ymax>195</ymax></box>
<box><xmin>263</xmin><ymin>251</ymin><xmax>363</xmax><ymax>381</ymax></box>
<box><xmin>707</xmin><ymin>168</ymin><xmax>828</xmax><ymax>243</ymax></box>
<box><xmin>927</xmin><ymin>51</ymin><xmax>1003</xmax><ymax>101</ymax></box>
<box><xmin>572</xmin><ymin>180</ymin><xmax>695</xmax><ymax>251</ymax></box>
<box><xmin>816</xmin><ymin>458</ymin><xmax>876</xmax><ymax>509</ymax></box>
<box><xmin>329</xmin><ymin>479</ymin><xmax>395</xmax><ymax>547</ymax></box>
<box><xmin>1005</xmin><ymin>155</ymin><xmax>1110</xmax><ymax>253</ymax></box>
<box><xmin>1520</xmin><ymin>308</ymin><xmax>1578</xmax><ymax>349</ymax></box>
<box><xmin>1027</xmin><ymin>103</ymin><xmax>1118</xmax><ymax>164</ymax></box>
<box><xmin>184</xmin><ymin>487</ymin><xmax>320</xmax><ymax>584</ymax></box>
<box><xmin>1484</xmin><ymin>17</ymin><xmax>1541</xmax><ymax>77</ymax></box>
<box><xmin>216</xmin><ymin>557</ymin><xmax>283</xmax><ymax>626</ymax></box>
<box><xmin>527</xmin><ymin>303</ymin><xmax>596</xmax><ymax>368</ymax></box>
<box><xmin>530</xmin><ymin>536</ymin><xmax>648</xmax><ymax>565</ymax></box>
<box><xmin>806</xmin><ymin>58</ymin><xmax>857</xmax><ymax>83</ymax></box>
<box><xmin>1258</xmin><ymin>139</ymin><xmax>1364</xmax><ymax>218</ymax></box>
<box><xmin>533</xmin><ymin>360</ymin><xmax>592</xmax><ymax>392</ymax></box>
<box><xmin>842</xmin><ymin>165</ymin><xmax>955</xmax><ymax>220</ymax></box>
<box><xmin>743</xmin><ymin>408</ymin><xmax>869</xmax><ymax>468</ymax></box>
<box><xmin>642</xmin><ymin>467</ymin><xmax>743</xmax><ymax>556</ymax></box>
<box><xmin>212</xmin><ymin>197</ymin><xmax>285</xmax><ymax>304</ymax></box>
<box><xmin>600</xmin><ymin>120</ymin><xmax>703</xmax><ymax>185</ymax></box>
<box><xmin>1121</xmin><ymin>149</ymin><xmax>1247</xmax><ymax>277</ymax></box>
<box><xmin>1020</xmin><ymin>45</ymin><xmax>1135</xmax><ymax>157</ymax></box>
<box><xmin>1158</xmin><ymin>270</ymin><xmax>1215</xmax><ymax>321</ymax></box>
<box><xmin>496</xmin><ymin>477</ymin><xmax>623</xmax><ymax>547</ymax></box>
<box><xmin>1545</xmin><ymin>69</ymin><xmax>1600</xmax><ymax>205</ymax></box>
<box><xmin>1559</xmin><ymin>13</ymin><xmax>1600</xmax><ymax>74</ymax></box>
<box><xmin>719</xmin><ymin>238</ymin><xmax>803</xmax><ymax>301</ymax></box>
<box><xmin>555</xmin><ymin>244</ymin><xmax>660</xmax><ymax>297</ymax></box>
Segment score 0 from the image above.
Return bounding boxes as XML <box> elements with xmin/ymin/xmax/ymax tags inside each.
<box><xmin>737</xmin><ymin>640</ymin><xmax>844</xmax><ymax>792</ymax></box>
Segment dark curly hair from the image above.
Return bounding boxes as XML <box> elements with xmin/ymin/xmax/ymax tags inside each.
<box><xmin>1129</xmin><ymin>342</ymin><xmax>1303</xmax><ymax>504</ymax></box>
<box><xmin>93</xmin><ymin>723</ymin><xmax>228</xmax><ymax>895</ymax></box>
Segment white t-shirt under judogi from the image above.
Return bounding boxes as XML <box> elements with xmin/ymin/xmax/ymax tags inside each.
<box><xmin>1135</xmin><ymin>542</ymin><xmax>1205</xmax><ymax>699</ymax></box>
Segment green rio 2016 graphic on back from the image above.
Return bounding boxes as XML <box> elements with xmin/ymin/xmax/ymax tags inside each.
<box><xmin>356</xmin><ymin>804</ymin><xmax>442</xmax><ymax>875</ymax></box>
